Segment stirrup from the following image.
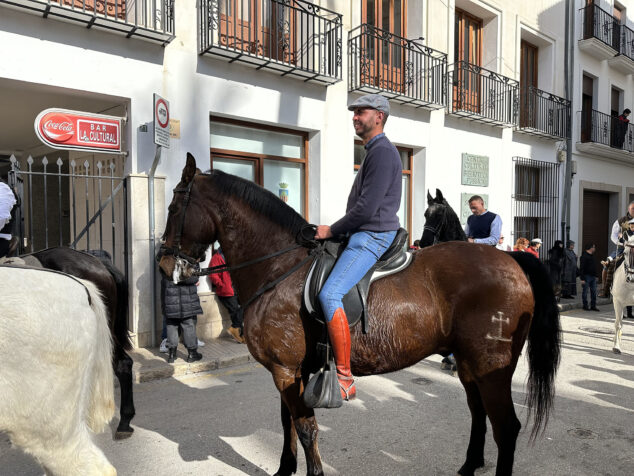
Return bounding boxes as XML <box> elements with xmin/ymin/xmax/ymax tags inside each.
<box><xmin>338</xmin><ymin>375</ymin><xmax>356</xmax><ymax>401</ymax></box>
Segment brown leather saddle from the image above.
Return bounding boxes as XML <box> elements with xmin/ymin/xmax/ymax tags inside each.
<box><xmin>302</xmin><ymin>227</ymin><xmax>412</xmax><ymax>333</ymax></box>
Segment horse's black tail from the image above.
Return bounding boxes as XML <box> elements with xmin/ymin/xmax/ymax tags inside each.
<box><xmin>101</xmin><ymin>259</ymin><xmax>132</xmax><ymax>351</ymax></box>
<box><xmin>507</xmin><ymin>251</ymin><xmax>561</xmax><ymax>440</ymax></box>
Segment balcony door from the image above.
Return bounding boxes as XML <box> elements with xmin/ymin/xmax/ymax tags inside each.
<box><xmin>454</xmin><ymin>9</ymin><xmax>482</xmax><ymax>113</ymax></box>
<box><xmin>219</xmin><ymin>0</ymin><xmax>296</xmax><ymax>64</ymax></box>
<box><xmin>581</xmin><ymin>75</ymin><xmax>594</xmax><ymax>142</ymax></box>
<box><xmin>362</xmin><ymin>0</ymin><xmax>407</xmax><ymax>92</ymax></box>
<box><xmin>520</xmin><ymin>41</ymin><xmax>538</xmax><ymax>128</ymax></box>
<box><xmin>613</xmin><ymin>4</ymin><xmax>623</xmax><ymax>52</ymax></box>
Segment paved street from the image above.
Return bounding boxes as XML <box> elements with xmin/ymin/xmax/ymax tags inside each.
<box><xmin>2</xmin><ymin>306</ymin><xmax>634</xmax><ymax>476</ymax></box>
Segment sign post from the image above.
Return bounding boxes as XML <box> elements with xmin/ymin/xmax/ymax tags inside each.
<box><xmin>149</xmin><ymin>94</ymin><xmax>170</xmax><ymax>346</ymax></box>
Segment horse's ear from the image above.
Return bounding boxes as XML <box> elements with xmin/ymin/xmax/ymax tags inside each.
<box><xmin>427</xmin><ymin>190</ymin><xmax>434</xmax><ymax>205</ymax></box>
<box><xmin>182</xmin><ymin>153</ymin><xmax>197</xmax><ymax>184</ymax></box>
<box><xmin>435</xmin><ymin>189</ymin><xmax>444</xmax><ymax>202</ymax></box>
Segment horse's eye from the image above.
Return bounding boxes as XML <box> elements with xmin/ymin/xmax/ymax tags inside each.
<box><xmin>160</xmin><ymin>237</ymin><xmax>166</xmax><ymax>245</ymax></box>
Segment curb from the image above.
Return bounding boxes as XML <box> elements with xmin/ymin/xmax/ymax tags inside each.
<box><xmin>558</xmin><ymin>296</ymin><xmax>612</xmax><ymax>312</ymax></box>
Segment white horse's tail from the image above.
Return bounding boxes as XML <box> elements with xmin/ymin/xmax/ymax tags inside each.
<box><xmin>81</xmin><ymin>279</ymin><xmax>116</xmax><ymax>433</ymax></box>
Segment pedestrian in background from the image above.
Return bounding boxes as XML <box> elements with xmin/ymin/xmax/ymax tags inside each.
<box><xmin>210</xmin><ymin>247</ymin><xmax>244</xmax><ymax>344</ymax></box>
<box><xmin>161</xmin><ymin>275</ymin><xmax>204</xmax><ymax>363</ymax></box>
<box><xmin>580</xmin><ymin>243</ymin><xmax>600</xmax><ymax>312</ymax></box>
<box><xmin>513</xmin><ymin>237</ymin><xmax>529</xmax><ymax>252</ymax></box>
<box><xmin>495</xmin><ymin>234</ymin><xmax>511</xmax><ymax>251</ymax></box>
<box><xmin>464</xmin><ymin>195</ymin><xmax>502</xmax><ymax>245</ymax></box>
<box><xmin>547</xmin><ymin>240</ymin><xmax>565</xmax><ymax>298</ymax></box>
<box><xmin>561</xmin><ymin>241</ymin><xmax>578</xmax><ymax>299</ymax></box>
<box><xmin>526</xmin><ymin>238</ymin><xmax>542</xmax><ymax>258</ymax></box>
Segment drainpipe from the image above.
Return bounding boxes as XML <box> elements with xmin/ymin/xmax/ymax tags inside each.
<box><xmin>148</xmin><ymin>144</ymin><xmax>162</xmax><ymax>347</ymax></box>
<box><xmin>562</xmin><ymin>0</ymin><xmax>575</xmax><ymax>244</ymax></box>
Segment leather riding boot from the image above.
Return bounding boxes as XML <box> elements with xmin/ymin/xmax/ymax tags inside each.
<box><xmin>186</xmin><ymin>348</ymin><xmax>203</xmax><ymax>362</ymax></box>
<box><xmin>599</xmin><ymin>268</ymin><xmax>612</xmax><ymax>298</ymax></box>
<box><xmin>326</xmin><ymin>308</ymin><xmax>356</xmax><ymax>401</ymax></box>
<box><xmin>167</xmin><ymin>348</ymin><xmax>177</xmax><ymax>364</ymax></box>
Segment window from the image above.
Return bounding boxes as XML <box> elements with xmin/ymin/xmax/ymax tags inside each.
<box><xmin>361</xmin><ymin>0</ymin><xmax>407</xmax><ymax>92</ymax></box>
<box><xmin>354</xmin><ymin>141</ymin><xmax>412</xmax><ymax>244</ymax></box>
<box><xmin>210</xmin><ymin>118</ymin><xmax>308</xmax><ymax>218</ymax></box>
<box><xmin>520</xmin><ymin>40</ymin><xmax>538</xmax><ymax>128</ymax></box>
<box><xmin>514</xmin><ymin>164</ymin><xmax>540</xmax><ymax>202</ymax></box>
<box><xmin>453</xmin><ymin>9</ymin><xmax>483</xmax><ymax>114</ymax></box>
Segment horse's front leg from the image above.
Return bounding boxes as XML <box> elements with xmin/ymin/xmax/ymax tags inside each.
<box><xmin>276</xmin><ymin>399</ymin><xmax>298</xmax><ymax>476</ymax></box>
<box><xmin>113</xmin><ymin>348</ymin><xmax>135</xmax><ymax>439</ymax></box>
<box><xmin>272</xmin><ymin>366</ymin><xmax>323</xmax><ymax>476</ymax></box>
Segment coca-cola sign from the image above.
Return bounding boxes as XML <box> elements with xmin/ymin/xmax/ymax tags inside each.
<box><xmin>35</xmin><ymin>108</ymin><xmax>122</xmax><ymax>153</ymax></box>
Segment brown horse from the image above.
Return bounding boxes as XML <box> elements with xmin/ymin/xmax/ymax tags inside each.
<box><xmin>159</xmin><ymin>154</ymin><xmax>561</xmax><ymax>476</ymax></box>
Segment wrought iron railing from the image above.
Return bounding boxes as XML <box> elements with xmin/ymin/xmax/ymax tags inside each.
<box><xmin>449</xmin><ymin>61</ymin><xmax>519</xmax><ymax>126</ymax></box>
<box><xmin>580</xmin><ymin>109</ymin><xmax>634</xmax><ymax>153</ymax></box>
<box><xmin>199</xmin><ymin>0</ymin><xmax>342</xmax><ymax>85</ymax></box>
<box><xmin>519</xmin><ymin>86</ymin><xmax>570</xmax><ymax>139</ymax></box>
<box><xmin>619</xmin><ymin>23</ymin><xmax>634</xmax><ymax>61</ymax></box>
<box><xmin>348</xmin><ymin>24</ymin><xmax>447</xmax><ymax>108</ymax></box>
<box><xmin>580</xmin><ymin>2</ymin><xmax>619</xmax><ymax>50</ymax></box>
<box><xmin>0</xmin><ymin>0</ymin><xmax>174</xmax><ymax>44</ymax></box>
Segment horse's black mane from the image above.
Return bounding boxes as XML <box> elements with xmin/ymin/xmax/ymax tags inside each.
<box><xmin>439</xmin><ymin>200</ymin><xmax>467</xmax><ymax>241</ymax></box>
<box><xmin>204</xmin><ymin>170</ymin><xmax>308</xmax><ymax>236</ymax></box>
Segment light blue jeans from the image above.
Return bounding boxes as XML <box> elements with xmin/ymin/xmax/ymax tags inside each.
<box><xmin>319</xmin><ymin>230</ymin><xmax>397</xmax><ymax>321</ymax></box>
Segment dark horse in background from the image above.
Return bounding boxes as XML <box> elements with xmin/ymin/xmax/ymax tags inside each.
<box><xmin>420</xmin><ymin>188</ymin><xmax>467</xmax><ymax>246</ymax></box>
<box><xmin>159</xmin><ymin>154</ymin><xmax>561</xmax><ymax>476</ymax></box>
<box><xmin>25</xmin><ymin>247</ymin><xmax>135</xmax><ymax>439</ymax></box>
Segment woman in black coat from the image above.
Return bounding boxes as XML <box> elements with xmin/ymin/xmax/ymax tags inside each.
<box><xmin>547</xmin><ymin>240</ymin><xmax>565</xmax><ymax>297</ymax></box>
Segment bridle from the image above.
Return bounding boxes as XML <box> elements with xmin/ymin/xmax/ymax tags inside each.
<box><xmin>422</xmin><ymin>205</ymin><xmax>448</xmax><ymax>245</ymax></box>
<box><xmin>159</xmin><ymin>177</ymin><xmax>322</xmax><ymax>310</ymax></box>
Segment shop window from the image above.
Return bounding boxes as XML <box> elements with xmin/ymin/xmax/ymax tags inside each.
<box><xmin>210</xmin><ymin>118</ymin><xmax>308</xmax><ymax>218</ymax></box>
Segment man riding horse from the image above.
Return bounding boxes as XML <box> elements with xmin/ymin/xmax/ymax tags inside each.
<box><xmin>315</xmin><ymin>94</ymin><xmax>402</xmax><ymax>401</ymax></box>
<box><xmin>600</xmin><ymin>202</ymin><xmax>634</xmax><ymax>306</ymax></box>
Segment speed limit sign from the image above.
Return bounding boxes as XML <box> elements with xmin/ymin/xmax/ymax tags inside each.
<box><xmin>153</xmin><ymin>93</ymin><xmax>170</xmax><ymax>148</ymax></box>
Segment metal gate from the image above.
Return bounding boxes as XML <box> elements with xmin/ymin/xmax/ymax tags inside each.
<box><xmin>7</xmin><ymin>154</ymin><xmax>128</xmax><ymax>274</ymax></box>
<box><xmin>512</xmin><ymin>156</ymin><xmax>560</xmax><ymax>258</ymax></box>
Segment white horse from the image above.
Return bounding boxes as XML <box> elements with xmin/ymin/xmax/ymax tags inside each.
<box><xmin>611</xmin><ymin>247</ymin><xmax>634</xmax><ymax>354</ymax></box>
<box><xmin>0</xmin><ymin>266</ymin><xmax>116</xmax><ymax>476</ymax></box>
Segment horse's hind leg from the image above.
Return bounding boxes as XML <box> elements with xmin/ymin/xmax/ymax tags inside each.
<box><xmin>613</xmin><ymin>299</ymin><xmax>624</xmax><ymax>354</ymax></box>
<box><xmin>276</xmin><ymin>400</ymin><xmax>298</xmax><ymax>476</ymax></box>
<box><xmin>272</xmin><ymin>366</ymin><xmax>323</xmax><ymax>476</ymax></box>
<box><xmin>114</xmin><ymin>349</ymin><xmax>135</xmax><ymax>439</ymax></box>
<box><xmin>478</xmin><ymin>375</ymin><xmax>521</xmax><ymax>476</ymax></box>
<box><xmin>457</xmin><ymin>378</ymin><xmax>487</xmax><ymax>476</ymax></box>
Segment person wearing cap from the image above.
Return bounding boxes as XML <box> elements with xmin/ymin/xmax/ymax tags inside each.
<box><xmin>464</xmin><ymin>195</ymin><xmax>502</xmax><ymax>246</ymax></box>
<box><xmin>526</xmin><ymin>238</ymin><xmax>542</xmax><ymax>258</ymax></box>
<box><xmin>315</xmin><ymin>93</ymin><xmax>402</xmax><ymax>402</ymax></box>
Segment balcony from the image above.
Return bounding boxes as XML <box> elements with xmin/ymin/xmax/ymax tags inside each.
<box><xmin>448</xmin><ymin>61</ymin><xmax>519</xmax><ymax>127</ymax></box>
<box><xmin>199</xmin><ymin>0</ymin><xmax>342</xmax><ymax>86</ymax></box>
<box><xmin>577</xmin><ymin>109</ymin><xmax>634</xmax><ymax>161</ymax></box>
<box><xmin>0</xmin><ymin>0</ymin><xmax>174</xmax><ymax>45</ymax></box>
<box><xmin>348</xmin><ymin>24</ymin><xmax>447</xmax><ymax>109</ymax></box>
<box><xmin>608</xmin><ymin>24</ymin><xmax>634</xmax><ymax>75</ymax></box>
<box><xmin>516</xmin><ymin>86</ymin><xmax>570</xmax><ymax>140</ymax></box>
<box><xmin>579</xmin><ymin>3</ymin><xmax>618</xmax><ymax>61</ymax></box>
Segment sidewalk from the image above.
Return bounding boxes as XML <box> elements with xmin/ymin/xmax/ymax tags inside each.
<box><xmin>129</xmin><ymin>294</ymin><xmax>614</xmax><ymax>383</ymax></box>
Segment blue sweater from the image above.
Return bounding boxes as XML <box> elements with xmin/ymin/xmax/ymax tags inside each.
<box><xmin>331</xmin><ymin>134</ymin><xmax>402</xmax><ymax>236</ymax></box>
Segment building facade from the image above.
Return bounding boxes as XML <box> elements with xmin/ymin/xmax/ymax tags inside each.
<box><xmin>1</xmin><ymin>0</ymin><xmax>633</xmax><ymax>347</ymax></box>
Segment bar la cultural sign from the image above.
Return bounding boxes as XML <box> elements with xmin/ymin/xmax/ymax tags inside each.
<box><xmin>35</xmin><ymin>108</ymin><xmax>122</xmax><ymax>153</ymax></box>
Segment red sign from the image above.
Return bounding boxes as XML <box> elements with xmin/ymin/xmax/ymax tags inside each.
<box><xmin>35</xmin><ymin>109</ymin><xmax>122</xmax><ymax>153</ymax></box>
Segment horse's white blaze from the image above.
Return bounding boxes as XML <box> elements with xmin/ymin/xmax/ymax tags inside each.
<box><xmin>0</xmin><ymin>267</ymin><xmax>116</xmax><ymax>476</ymax></box>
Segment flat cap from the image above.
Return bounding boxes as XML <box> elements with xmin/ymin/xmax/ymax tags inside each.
<box><xmin>347</xmin><ymin>94</ymin><xmax>390</xmax><ymax>116</ymax></box>
<box><xmin>531</xmin><ymin>238</ymin><xmax>542</xmax><ymax>244</ymax></box>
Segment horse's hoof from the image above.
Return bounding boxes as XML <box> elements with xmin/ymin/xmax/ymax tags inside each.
<box><xmin>114</xmin><ymin>427</ymin><xmax>134</xmax><ymax>440</ymax></box>
<box><xmin>613</xmin><ymin>347</ymin><xmax>622</xmax><ymax>355</ymax></box>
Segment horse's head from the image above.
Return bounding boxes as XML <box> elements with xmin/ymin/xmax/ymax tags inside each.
<box><xmin>421</xmin><ymin>189</ymin><xmax>448</xmax><ymax>248</ymax></box>
<box><xmin>158</xmin><ymin>153</ymin><xmax>214</xmax><ymax>282</ymax></box>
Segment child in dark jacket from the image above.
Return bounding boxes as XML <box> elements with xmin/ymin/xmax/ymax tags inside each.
<box><xmin>161</xmin><ymin>275</ymin><xmax>203</xmax><ymax>363</ymax></box>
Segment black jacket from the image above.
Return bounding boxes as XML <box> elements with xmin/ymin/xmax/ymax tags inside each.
<box><xmin>161</xmin><ymin>275</ymin><xmax>203</xmax><ymax>320</ymax></box>
<box><xmin>579</xmin><ymin>251</ymin><xmax>597</xmax><ymax>278</ymax></box>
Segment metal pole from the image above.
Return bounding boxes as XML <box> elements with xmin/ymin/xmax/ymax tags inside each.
<box><xmin>148</xmin><ymin>144</ymin><xmax>162</xmax><ymax>347</ymax></box>
<box><xmin>562</xmin><ymin>0</ymin><xmax>575</xmax><ymax>245</ymax></box>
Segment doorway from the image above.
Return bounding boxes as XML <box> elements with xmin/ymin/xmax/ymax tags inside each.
<box><xmin>582</xmin><ymin>190</ymin><xmax>610</xmax><ymax>279</ymax></box>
